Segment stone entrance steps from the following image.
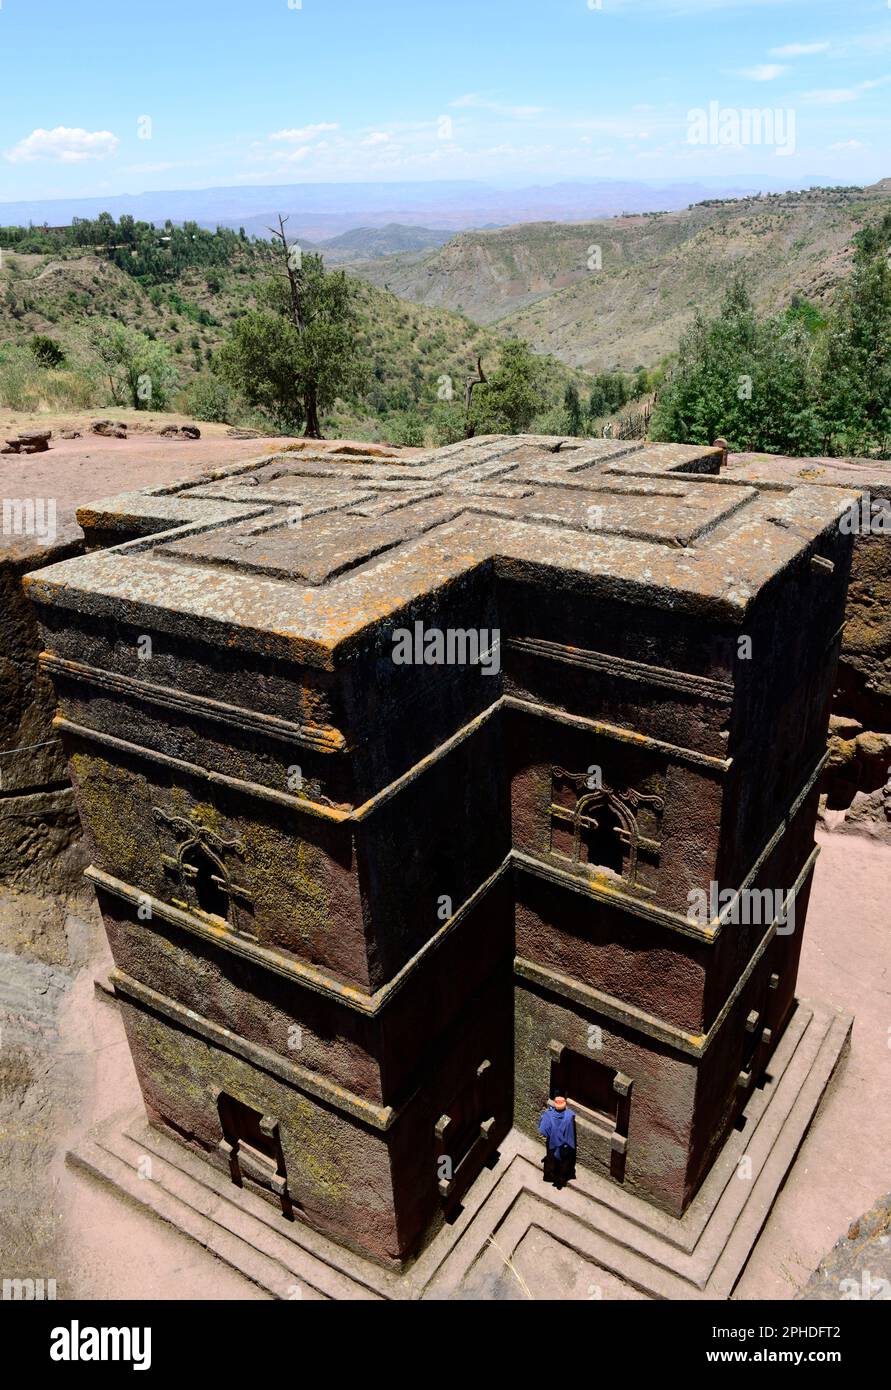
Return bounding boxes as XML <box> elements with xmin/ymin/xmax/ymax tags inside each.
<box><xmin>68</xmin><ymin>997</ymin><xmax>851</xmax><ymax>1300</ymax></box>
<box><xmin>423</xmin><ymin>1000</ymin><xmax>852</xmax><ymax>1299</ymax></box>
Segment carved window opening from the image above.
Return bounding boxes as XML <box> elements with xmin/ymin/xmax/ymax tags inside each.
<box><xmin>216</xmin><ymin>1091</ymin><xmax>293</xmax><ymax>1220</ymax></box>
<box><xmin>153</xmin><ymin>807</ymin><xmax>255</xmax><ymax>937</ymax></box>
<box><xmin>548</xmin><ymin>770</ymin><xmax>663</xmax><ymax>894</ymax></box>
<box><xmin>556</xmin><ymin>1048</ymin><xmax>619</xmax><ymax>1130</ymax></box>
<box><xmin>550</xmin><ymin>1042</ymin><xmax>633</xmax><ymax>1173</ymax></box>
<box><xmin>578</xmin><ymin>797</ymin><xmax>625</xmax><ymax>876</ymax></box>
<box><xmin>186</xmin><ymin>843</ymin><xmax>231</xmax><ymax>921</ymax></box>
<box><xmin>435</xmin><ymin>1060</ymin><xmax>496</xmax><ymax>1204</ymax></box>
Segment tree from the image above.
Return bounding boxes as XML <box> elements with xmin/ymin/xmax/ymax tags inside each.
<box><xmin>587</xmin><ymin>370</ymin><xmax>630</xmax><ymax>421</ymax></box>
<box><xmin>818</xmin><ymin>215</ymin><xmax>891</xmax><ymax>455</ymax></box>
<box><xmin>29</xmin><ymin>334</ymin><xmax>66</xmax><ymax>368</ymax></box>
<box><xmin>462</xmin><ymin>356</ymin><xmax>487</xmax><ymax>437</ymax></box>
<box><xmin>218</xmin><ymin>218</ymin><xmax>367</xmax><ymax>437</ymax></box>
<box><xmin>185</xmin><ymin>374</ymin><xmax>233</xmax><ymax>424</ymax></box>
<box><xmin>389</xmin><ymin>410</ymin><xmax>425</xmax><ymax>446</ymax></box>
<box><xmin>468</xmin><ymin>340</ymin><xmax>547</xmax><ymax>436</ymax></box>
<box><xmin>564</xmin><ymin>383</ymin><xmax>584</xmax><ymax>436</ymax></box>
<box><xmin>587</xmin><ymin>381</ymin><xmax>607</xmax><ymax>421</ymax></box>
<box><xmin>217</xmin><ymin>312</ymin><xmax>304</xmax><ymax>430</ymax></box>
<box><xmin>90</xmin><ymin>321</ymin><xmax>177</xmax><ymax>410</ymax></box>
<box><xmin>650</xmin><ymin>279</ymin><xmax>822</xmax><ymax>455</ymax></box>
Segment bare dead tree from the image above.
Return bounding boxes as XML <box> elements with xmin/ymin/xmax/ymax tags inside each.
<box><xmin>267</xmin><ymin>213</ymin><xmax>322</xmax><ymax>439</ymax></box>
<box><xmin>463</xmin><ymin>356</ymin><xmax>487</xmax><ymax>438</ymax></box>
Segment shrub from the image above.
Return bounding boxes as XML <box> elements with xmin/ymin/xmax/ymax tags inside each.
<box><xmin>184</xmin><ymin>374</ymin><xmax>233</xmax><ymax>423</ymax></box>
<box><xmin>29</xmin><ymin>334</ymin><xmax>66</xmax><ymax>368</ymax></box>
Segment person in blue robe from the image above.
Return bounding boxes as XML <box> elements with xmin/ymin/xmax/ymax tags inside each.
<box><xmin>539</xmin><ymin>1096</ymin><xmax>577</xmax><ymax>1188</ymax></box>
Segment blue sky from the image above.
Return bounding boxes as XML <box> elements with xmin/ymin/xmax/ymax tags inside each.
<box><xmin>0</xmin><ymin>0</ymin><xmax>889</xmax><ymax>201</ymax></box>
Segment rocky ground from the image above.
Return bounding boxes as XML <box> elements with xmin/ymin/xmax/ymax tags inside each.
<box><xmin>0</xmin><ymin>410</ymin><xmax>304</xmax><ymax>549</ymax></box>
<box><xmin>799</xmin><ymin>1193</ymin><xmax>891</xmax><ymax>1301</ymax></box>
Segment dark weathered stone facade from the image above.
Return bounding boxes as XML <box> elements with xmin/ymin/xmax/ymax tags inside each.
<box><xmin>727</xmin><ymin>454</ymin><xmax>891</xmax><ymax>838</ymax></box>
<box><xmin>26</xmin><ymin>435</ymin><xmax>857</xmax><ymax>1266</ymax></box>
<box><xmin>1</xmin><ymin>536</ymin><xmax>85</xmax><ymax>898</ymax></box>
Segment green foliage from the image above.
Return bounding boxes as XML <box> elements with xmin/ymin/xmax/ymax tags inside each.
<box><xmin>184</xmin><ymin>373</ymin><xmax>233</xmax><ymax>423</ymax></box>
<box><xmin>786</xmin><ymin>295</ymin><xmax>827</xmax><ymax>335</ymax></box>
<box><xmin>818</xmin><ymin>221</ymin><xmax>891</xmax><ymax>455</ymax></box>
<box><xmin>564</xmin><ymin>383</ymin><xmax>584</xmax><ymax>436</ymax></box>
<box><xmin>218</xmin><ymin>254</ymin><xmax>367</xmax><ymax>433</ymax></box>
<box><xmin>429</xmin><ymin>401</ymin><xmax>466</xmax><ymax>446</ymax></box>
<box><xmin>0</xmin><ymin>210</ymin><xmax>592</xmax><ymax>443</ymax></box>
<box><xmin>29</xmin><ymin>334</ymin><xmax>66</xmax><ymax>368</ymax></box>
<box><xmin>650</xmin><ymin>279</ymin><xmax>823</xmax><ymax>455</ymax></box>
<box><xmin>470</xmin><ymin>340</ymin><xmax>548</xmax><ymax>434</ymax></box>
<box><xmin>0</xmin><ymin>343</ymin><xmax>100</xmax><ymax>411</ymax></box>
<box><xmin>633</xmin><ymin>366</ymin><xmax>650</xmax><ymax>399</ymax></box>
<box><xmin>388</xmin><ymin>410</ymin><xmax>425</xmax><ymax>446</ymax></box>
<box><xmin>652</xmin><ymin>214</ymin><xmax>891</xmax><ymax>458</ymax></box>
<box><xmin>0</xmin><ymin>214</ymin><xmax>249</xmax><ymax>286</ymax></box>
<box><xmin>529</xmin><ymin>403</ymin><xmax>574</xmax><ymax>436</ymax></box>
<box><xmin>90</xmin><ymin>319</ymin><xmax>178</xmax><ymax>409</ymax></box>
<box><xmin>587</xmin><ymin>370</ymin><xmax>633</xmax><ymax>423</ymax></box>
<box><xmin>217</xmin><ymin>311</ymin><xmax>305</xmax><ymax>429</ymax></box>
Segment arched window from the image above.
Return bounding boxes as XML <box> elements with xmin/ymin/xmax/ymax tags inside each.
<box><xmin>183</xmin><ymin>843</ymin><xmax>231</xmax><ymax>921</ymax></box>
<box><xmin>153</xmin><ymin>806</ymin><xmax>256</xmax><ymax>936</ymax></box>
<box><xmin>575</xmin><ymin>793</ymin><xmax>627</xmax><ymax>877</ymax></box>
<box><xmin>548</xmin><ymin>771</ymin><xmax>664</xmax><ymax>894</ymax></box>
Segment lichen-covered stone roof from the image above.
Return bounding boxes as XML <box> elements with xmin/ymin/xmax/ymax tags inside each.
<box><xmin>25</xmin><ymin>435</ymin><xmax>860</xmax><ymax>663</ymax></box>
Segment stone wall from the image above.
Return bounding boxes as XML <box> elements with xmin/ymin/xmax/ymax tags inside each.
<box><xmin>726</xmin><ymin>453</ymin><xmax>891</xmax><ymax>842</ymax></box>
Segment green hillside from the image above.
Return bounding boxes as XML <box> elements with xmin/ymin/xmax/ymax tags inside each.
<box><xmin>0</xmin><ymin>228</ymin><xmax>590</xmax><ymax>442</ymax></box>
<box><xmin>353</xmin><ymin>182</ymin><xmax>891</xmax><ymax>373</ymax></box>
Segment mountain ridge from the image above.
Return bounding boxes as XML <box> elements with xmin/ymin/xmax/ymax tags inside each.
<box><xmin>351</xmin><ymin>181</ymin><xmax>891</xmax><ymax>372</ymax></box>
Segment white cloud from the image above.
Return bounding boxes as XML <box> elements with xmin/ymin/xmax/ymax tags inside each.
<box><xmin>360</xmin><ymin>132</ymin><xmax>390</xmax><ymax>146</ymax></box>
<box><xmin>828</xmin><ymin>140</ymin><xmax>865</xmax><ymax>151</ymax></box>
<box><xmin>735</xmin><ymin>64</ymin><xmax>787</xmax><ymax>81</ymax></box>
<box><xmin>450</xmin><ymin>94</ymin><xmax>543</xmax><ymax>118</ymax></box>
<box><xmin>803</xmin><ymin>76</ymin><xmax>891</xmax><ymax>104</ymax></box>
<box><xmin>5</xmin><ymin>126</ymin><xmax>120</xmax><ymax>163</ymax></box>
<box><xmin>804</xmin><ymin>89</ymin><xmax>859</xmax><ymax>104</ymax></box>
<box><xmin>768</xmin><ymin>42</ymin><xmax>830</xmax><ymax>57</ymax></box>
<box><xmin>269</xmin><ymin>123</ymin><xmax>339</xmax><ymax>143</ymax></box>
<box><xmin>121</xmin><ymin>161</ymin><xmax>182</xmax><ymax>174</ymax></box>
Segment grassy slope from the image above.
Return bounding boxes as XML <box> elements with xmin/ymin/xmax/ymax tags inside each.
<box><xmin>0</xmin><ymin>240</ymin><xmax>589</xmax><ymax>434</ymax></box>
<box><xmin>352</xmin><ymin>183</ymin><xmax>891</xmax><ymax>373</ymax></box>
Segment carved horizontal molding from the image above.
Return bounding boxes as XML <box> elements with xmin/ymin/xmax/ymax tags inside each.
<box><xmin>513</xmin><ymin>849</ymin><xmax>719</xmax><ymax>943</ymax></box>
<box><xmin>90</xmin><ymin>865</ymin><xmax>374</xmax><ymax>1004</ymax></box>
<box><xmin>41</xmin><ymin>653</ymin><xmax>346</xmax><ymax>754</ymax></box>
<box><xmin>89</xmin><ymin>832</ymin><xmax>817</xmax><ymax>1055</ymax></box>
<box><xmin>507</xmin><ymin>636</ymin><xmax>734</xmax><ymax>702</ymax></box>
<box><xmin>505</xmin><ymin>697</ymin><xmax>732</xmax><ymax>773</ymax></box>
<box><xmin>55</xmin><ymin>716</ymin><xmax>350</xmax><ymax>823</ymax></box>
<box><xmin>51</xmin><ymin>677</ymin><xmax>730</xmax><ymax>828</ymax></box>
<box><xmin>109</xmin><ymin>967</ymin><xmax>398</xmax><ymax>1131</ymax></box>
<box><xmin>516</xmin><ymin>844</ymin><xmax>820</xmax><ymax>1057</ymax></box>
<box><xmin>515</xmin><ymin>955</ymin><xmax>707</xmax><ymax>1054</ymax></box>
<box><xmin>88</xmin><ymin>855</ymin><xmax>511</xmax><ymax>1019</ymax></box>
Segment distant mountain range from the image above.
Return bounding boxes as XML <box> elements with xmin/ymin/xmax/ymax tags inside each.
<box><xmin>3</xmin><ymin>176</ymin><xmax>888</xmax><ymax>380</ymax></box>
<box><xmin>351</xmin><ymin>180</ymin><xmax>891</xmax><ymax>372</ymax></box>
<box><xmin>310</xmin><ymin>224</ymin><xmax>456</xmax><ymax>263</ymax></box>
<box><xmin>0</xmin><ymin>175</ymin><xmax>842</xmax><ymax>242</ymax></box>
